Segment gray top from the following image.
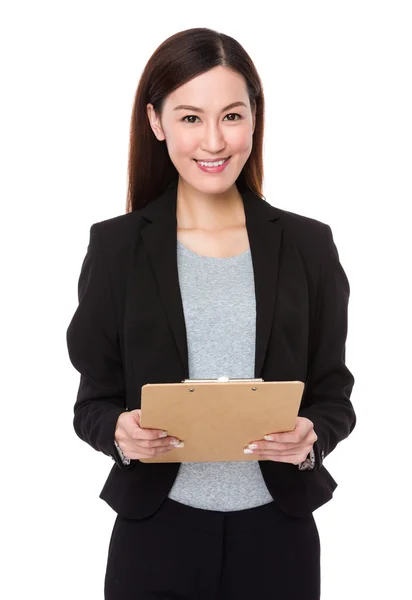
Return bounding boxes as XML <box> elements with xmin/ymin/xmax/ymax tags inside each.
<box><xmin>167</xmin><ymin>240</ymin><xmax>275</xmax><ymax>511</ymax></box>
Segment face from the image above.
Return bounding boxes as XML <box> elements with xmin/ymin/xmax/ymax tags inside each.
<box><xmin>146</xmin><ymin>65</ymin><xmax>256</xmax><ymax>195</ymax></box>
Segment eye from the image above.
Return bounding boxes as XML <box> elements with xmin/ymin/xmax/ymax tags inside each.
<box><xmin>181</xmin><ymin>113</ymin><xmax>242</xmax><ymax>123</ymax></box>
<box><xmin>224</xmin><ymin>113</ymin><xmax>241</xmax><ymax>121</ymax></box>
<box><xmin>182</xmin><ymin>115</ymin><xmax>200</xmax><ymax>123</ymax></box>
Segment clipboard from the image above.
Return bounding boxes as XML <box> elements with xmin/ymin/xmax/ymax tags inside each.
<box><xmin>139</xmin><ymin>378</ymin><xmax>305</xmax><ymax>463</ymax></box>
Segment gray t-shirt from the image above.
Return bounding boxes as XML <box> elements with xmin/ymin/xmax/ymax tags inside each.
<box><xmin>167</xmin><ymin>240</ymin><xmax>275</xmax><ymax>511</ymax></box>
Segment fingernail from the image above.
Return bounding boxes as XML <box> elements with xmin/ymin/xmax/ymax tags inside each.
<box><xmin>244</xmin><ymin>448</ymin><xmax>254</xmax><ymax>454</ymax></box>
<box><xmin>264</xmin><ymin>435</ymin><xmax>274</xmax><ymax>441</ymax></box>
<box><xmin>159</xmin><ymin>431</ymin><xmax>168</xmax><ymax>438</ymax></box>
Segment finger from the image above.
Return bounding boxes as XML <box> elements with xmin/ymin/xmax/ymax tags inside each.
<box><xmin>260</xmin><ymin>442</ymin><xmax>302</xmax><ymax>451</ymax></box>
<box><xmin>132</xmin><ymin>424</ymin><xmax>169</xmax><ymax>442</ymax></box>
<box><xmin>127</xmin><ymin>445</ymin><xmax>174</xmax><ymax>459</ymax></box>
<box><xmin>263</xmin><ymin>430</ymin><xmax>317</xmax><ymax>448</ymax></box>
<box><xmin>254</xmin><ymin>451</ymin><xmax>305</xmax><ymax>463</ymax></box>
<box><xmin>126</xmin><ymin>438</ymin><xmax>179</xmax><ymax>457</ymax></box>
<box><xmin>253</xmin><ymin>448</ymin><xmax>304</xmax><ymax>458</ymax></box>
<box><xmin>264</xmin><ymin>418</ymin><xmax>311</xmax><ymax>443</ymax></box>
<box><xmin>263</xmin><ymin>431</ymin><xmax>305</xmax><ymax>444</ymax></box>
<box><xmin>254</xmin><ymin>448</ymin><xmax>302</xmax><ymax>456</ymax></box>
<box><xmin>248</xmin><ymin>439</ymin><xmax>302</xmax><ymax>450</ymax></box>
<box><xmin>129</xmin><ymin>409</ymin><xmax>168</xmax><ymax>441</ymax></box>
<box><xmin>132</xmin><ymin>436</ymin><xmax>181</xmax><ymax>450</ymax></box>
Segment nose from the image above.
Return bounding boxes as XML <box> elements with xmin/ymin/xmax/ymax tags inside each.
<box><xmin>200</xmin><ymin>121</ymin><xmax>226</xmax><ymax>155</ymax></box>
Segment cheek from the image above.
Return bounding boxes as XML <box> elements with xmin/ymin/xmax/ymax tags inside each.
<box><xmin>226</xmin><ymin>128</ymin><xmax>253</xmax><ymax>154</ymax></box>
<box><xmin>166</xmin><ymin>128</ymin><xmax>197</xmax><ymax>156</ymax></box>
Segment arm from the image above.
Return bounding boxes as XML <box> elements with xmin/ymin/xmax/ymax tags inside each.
<box><xmin>298</xmin><ymin>224</ymin><xmax>356</xmax><ymax>470</ymax></box>
<box><xmin>66</xmin><ymin>223</ymin><xmax>132</xmax><ymax>469</ymax></box>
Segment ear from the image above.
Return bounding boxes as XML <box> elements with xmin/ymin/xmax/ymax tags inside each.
<box><xmin>252</xmin><ymin>102</ymin><xmax>256</xmax><ymax>134</ymax></box>
<box><xmin>146</xmin><ymin>103</ymin><xmax>166</xmax><ymax>141</ymax></box>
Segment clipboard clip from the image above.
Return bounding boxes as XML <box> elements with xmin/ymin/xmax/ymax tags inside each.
<box><xmin>181</xmin><ymin>377</ymin><xmax>264</xmax><ymax>383</ymax></box>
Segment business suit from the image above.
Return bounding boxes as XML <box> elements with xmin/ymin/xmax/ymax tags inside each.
<box><xmin>66</xmin><ymin>179</ymin><xmax>356</xmax><ymax>522</ymax></box>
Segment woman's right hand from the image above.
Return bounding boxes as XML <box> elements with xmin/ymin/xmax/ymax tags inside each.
<box><xmin>114</xmin><ymin>409</ymin><xmax>183</xmax><ymax>460</ymax></box>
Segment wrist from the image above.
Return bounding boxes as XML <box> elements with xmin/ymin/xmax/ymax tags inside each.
<box><xmin>114</xmin><ymin>439</ymin><xmax>131</xmax><ymax>466</ymax></box>
<box><xmin>297</xmin><ymin>447</ymin><xmax>316</xmax><ymax>470</ymax></box>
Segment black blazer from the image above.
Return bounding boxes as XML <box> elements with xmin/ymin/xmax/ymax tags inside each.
<box><xmin>66</xmin><ymin>180</ymin><xmax>356</xmax><ymax>520</ymax></box>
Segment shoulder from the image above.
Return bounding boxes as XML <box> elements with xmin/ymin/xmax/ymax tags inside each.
<box><xmin>271</xmin><ymin>204</ymin><xmax>347</xmax><ymax>285</ymax></box>
<box><xmin>84</xmin><ymin>210</ymin><xmax>148</xmax><ymax>279</ymax></box>
<box><xmin>266</xmin><ymin>201</ymin><xmax>330</xmax><ymax>258</ymax></box>
<box><xmin>89</xmin><ymin>210</ymin><xmax>146</xmax><ymax>257</ymax></box>
<box><xmin>91</xmin><ymin>210</ymin><xmax>143</xmax><ymax>240</ymax></box>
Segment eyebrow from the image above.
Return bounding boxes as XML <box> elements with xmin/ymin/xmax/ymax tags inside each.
<box><xmin>172</xmin><ymin>101</ymin><xmax>248</xmax><ymax>113</ymax></box>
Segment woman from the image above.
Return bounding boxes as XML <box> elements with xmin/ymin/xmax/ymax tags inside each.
<box><xmin>66</xmin><ymin>27</ymin><xmax>356</xmax><ymax>600</ymax></box>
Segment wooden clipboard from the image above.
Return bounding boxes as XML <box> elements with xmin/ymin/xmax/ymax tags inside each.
<box><xmin>139</xmin><ymin>378</ymin><xmax>305</xmax><ymax>463</ymax></box>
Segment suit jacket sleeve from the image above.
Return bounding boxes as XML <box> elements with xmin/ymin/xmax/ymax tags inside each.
<box><xmin>298</xmin><ymin>224</ymin><xmax>356</xmax><ymax>469</ymax></box>
<box><xmin>66</xmin><ymin>223</ymin><xmax>131</xmax><ymax>468</ymax></box>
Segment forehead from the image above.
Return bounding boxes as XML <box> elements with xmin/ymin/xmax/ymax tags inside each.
<box><xmin>164</xmin><ymin>66</ymin><xmax>249</xmax><ymax>110</ymax></box>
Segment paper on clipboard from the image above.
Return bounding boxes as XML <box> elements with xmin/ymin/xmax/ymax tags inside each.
<box><xmin>139</xmin><ymin>378</ymin><xmax>305</xmax><ymax>463</ymax></box>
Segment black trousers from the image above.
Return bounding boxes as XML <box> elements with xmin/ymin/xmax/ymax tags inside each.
<box><xmin>104</xmin><ymin>497</ymin><xmax>321</xmax><ymax>600</ymax></box>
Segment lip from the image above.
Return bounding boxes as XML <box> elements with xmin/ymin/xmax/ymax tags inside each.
<box><xmin>194</xmin><ymin>156</ymin><xmax>231</xmax><ymax>173</ymax></box>
<box><xmin>195</xmin><ymin>157</ymin><xmax>230</xmax><ymax>162</ymax></box>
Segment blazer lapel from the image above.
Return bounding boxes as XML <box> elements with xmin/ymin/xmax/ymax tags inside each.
<box><xmin>136</xmin><ymin>181</ymin><xmax>283</xmax><ymax>380</ymax></box>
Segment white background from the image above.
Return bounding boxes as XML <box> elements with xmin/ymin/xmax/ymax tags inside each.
<box><xmin>1</xmin><ymin>1</ymin><xmax>411</xmax><ymax>598</ymax></box>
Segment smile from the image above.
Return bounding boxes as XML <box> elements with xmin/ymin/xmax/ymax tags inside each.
<box><xmin>194</xmin><ymin>157</ymin><xmax>231</xmax><ymax>173</ymax></box>
<box><xmin>195</xmin><ymin>157</ymin><xmax>229</xmax><ymax>167</ymax></box>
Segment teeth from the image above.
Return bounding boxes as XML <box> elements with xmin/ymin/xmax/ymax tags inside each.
<box><xmin>197</xmin><ymin>158</ymin><xmax>227</xmax><ymax>167</ymax></box>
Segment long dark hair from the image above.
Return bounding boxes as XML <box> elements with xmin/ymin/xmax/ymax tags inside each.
<box><xmin>126</xmin><ymin>27</ymin><xmax>266</xmax><ymax>213</ymax></box>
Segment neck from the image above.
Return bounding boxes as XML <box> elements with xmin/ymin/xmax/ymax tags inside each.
<box><xmin>176</xmin><ymin>178</ymin><xmax>245</xmax><ymax>231</ymax></box>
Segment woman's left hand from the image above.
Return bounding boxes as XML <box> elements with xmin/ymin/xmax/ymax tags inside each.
<box><xmin>244</xmin><ymin>417</ymin><xmax>318</xmax><ymax>465</ymax></box>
